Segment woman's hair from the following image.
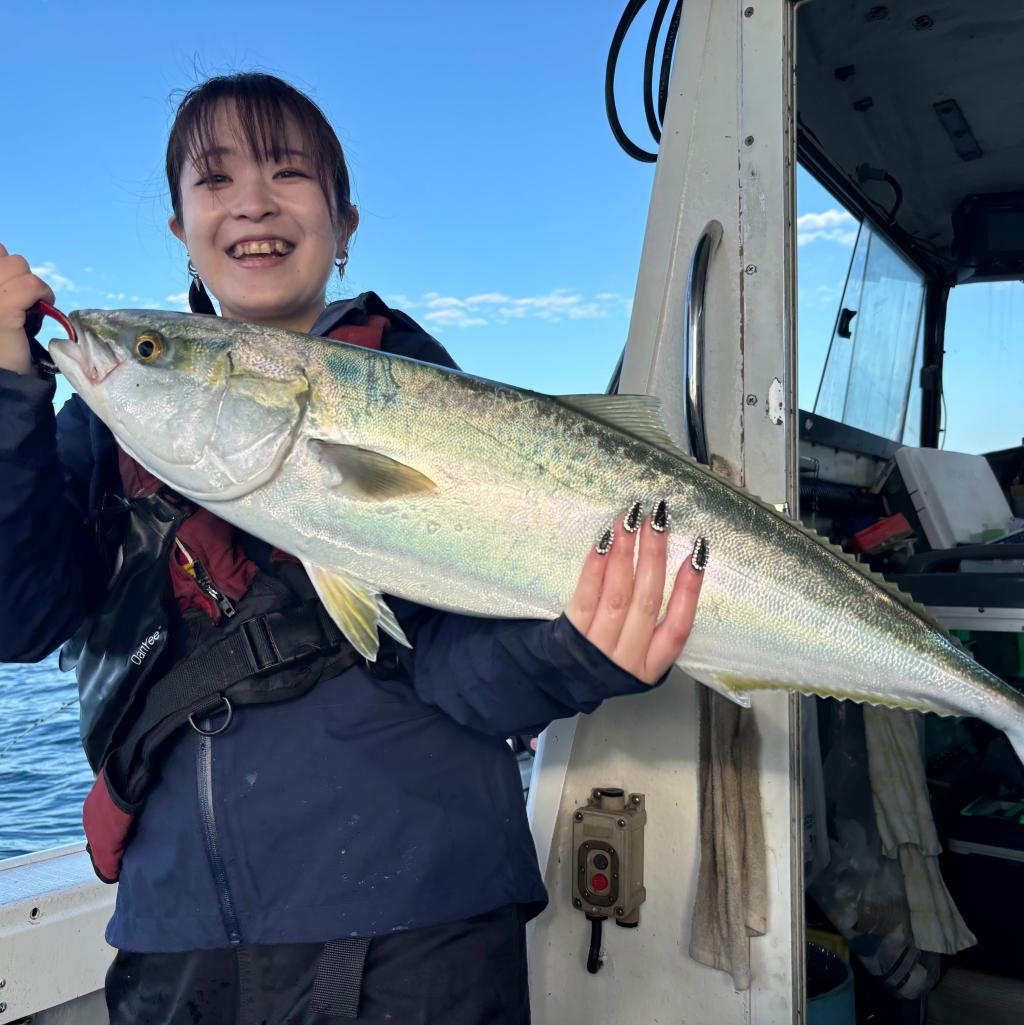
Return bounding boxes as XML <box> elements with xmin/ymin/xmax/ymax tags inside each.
<box><xmin>166</xmin><ymin>72</ymin><xmax>356</xmax><ymax>231</ymax></box>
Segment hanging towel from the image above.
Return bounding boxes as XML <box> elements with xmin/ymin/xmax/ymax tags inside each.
<box><xmin>688</xmin><ymin>688</ymin><xmax>768</xmax><ymax>990</ymax></box>
<box><xmin>862</xmin><ymin>706</ymin><xmax>976</xmax><ymax>954</ymax></box>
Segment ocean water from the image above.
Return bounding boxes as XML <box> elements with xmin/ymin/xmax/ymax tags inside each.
<box><xmin>0</xmin><ymin>653</ymin><xmax>93</xmax><ymax>860</ymax></box>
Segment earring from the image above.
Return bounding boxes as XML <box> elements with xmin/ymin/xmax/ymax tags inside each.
<box><xmin>336</xmin><ymin>251</ymin><xmax>349</xmax><ymax>281</ymax></box>
<box><xmin>187</xmin><ymin>260</ymin><xmax>217</xmax><ymax>316</ymax></box>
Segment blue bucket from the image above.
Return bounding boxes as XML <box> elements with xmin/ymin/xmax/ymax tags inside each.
<box><xmin>806</xmin><ymin>942</ymin><xmax>855</xmax><ymax>1025</ymax></box>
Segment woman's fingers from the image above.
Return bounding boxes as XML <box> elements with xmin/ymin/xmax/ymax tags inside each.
<box><xmin>565</xmin><ymin>503</ymin><xmax>706</xmax><ymax>685</ymax></box>
<box><xmin>642</xmin><ymin>538</ymin><xmax>707</xmax><ymax>681</ymax></box>
<box><xmin>586</xmin><ymin>502</ymin><xmax>642</xmax><ymax>654</ymax></box>
<box><xmin>564</xmin><ymin>527</ymin><xmax>614</xmax><ymax>636</ymax></box>
<box><xmin>612</xmin><ymin>500</ymin><xmax>669</xmax><ymax>671</ymax></box>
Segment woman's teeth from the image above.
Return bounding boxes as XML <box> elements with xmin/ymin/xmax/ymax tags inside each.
<box><xmin>230</xmin><ymin>240</ymin><xmax>293</xmax><ymax>258</ymax></box>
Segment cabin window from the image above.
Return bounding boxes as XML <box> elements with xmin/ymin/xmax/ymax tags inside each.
<box><xmin>813</xmin><ymin>223</ymin><xmax>926</xmax><ymax>443</ymax></box>
<box><xmin>940</xmin><ymin>281</ymin><xmax>1024</xmax><ymax>455</ymax></box>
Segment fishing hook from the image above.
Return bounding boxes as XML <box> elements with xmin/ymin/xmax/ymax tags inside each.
<box><xmin>29</xmin><ymin>300</ymin><xmax>77</xmax><ymax>343</ymax></box>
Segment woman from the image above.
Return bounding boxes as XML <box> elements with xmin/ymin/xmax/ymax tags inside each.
<box><xmin>0</xmin><ymin>73</ymin><xmax>705</xmax><ymax>1024</ymax></box>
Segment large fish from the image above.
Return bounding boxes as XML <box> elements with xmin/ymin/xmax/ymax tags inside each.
<box><xmin>50</xmin><ymin>310</ymin><xmax>1024</xmax><ymax>760</ymax></box>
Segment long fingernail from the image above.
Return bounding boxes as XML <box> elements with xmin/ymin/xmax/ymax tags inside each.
<box><xmin>651</xmin><ymin>499</ymin><xmax>668</xmax><ymax>533</ymax></box>
<box><xmin>596</xmin><ymin>527</ymin><xmax>614</xmax><ymax>555</ymax></box>
<box><xmin>691</xmin><ymin>536</ymin><xmax>709</xmax><ymax>572</ymax></box>
<box><xmin>624</xmin><ymin>500</ymin><xmax>643</xmax><ymax>534</ymax></box>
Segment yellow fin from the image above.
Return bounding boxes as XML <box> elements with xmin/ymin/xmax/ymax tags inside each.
<box><xmin>309</xmin><ymin>440</ymin><xmax>437</xmax><ymax>501</ymax></box>
<box><xmin>304</xmin><ymin>562</ymin><xmax>411</xmax><ymax>661</ymax></box>
<box><xmin>698</xmin><ymin>669</ymin><xmax>963</xmax><ymax>719</ymax></box>
<box><xmin>679</xmin><ymin>663</ymin><xmax>753</xmax><ymax>707</ymax></box>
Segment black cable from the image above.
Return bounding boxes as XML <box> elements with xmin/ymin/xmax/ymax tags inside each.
<box><xmin>643</xmin><ymin>0</ymin><xmax>673</xmax><ymax>142</ymax></box>
<box><xmin>586</xmin><ymin>915</ymin><xmax>604</xmax><ymax>973</ymax></box>
<box><xmin>606</xmin><ymin>0</ymin><xmax>684</xmax><ymax>163</ymax></box>
<box><xmin>659</xmin><ymin>0</ymin><xmax>683</xmax><ymax>126</ymax></box>
<box><xmin>606</xmin><ymin>1</ymin><xmax>658</xmax><ymax>162</ymax></box>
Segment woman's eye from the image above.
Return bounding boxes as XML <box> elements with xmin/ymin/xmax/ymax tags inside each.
<box><xmin>276</xmin><ymin>168</ymin><xmax>308</xmax><ymax>179</ymax></box>
<box><xmin>196</xmin><ymin>173</ymin><xmax>229</xmax><ymax>186</ymax></box>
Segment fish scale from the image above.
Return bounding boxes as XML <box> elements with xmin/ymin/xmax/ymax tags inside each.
<box><xmin>50</xmin><ymin>309</ymin><xmax>1024</xmax><ymax>763</ymax></box>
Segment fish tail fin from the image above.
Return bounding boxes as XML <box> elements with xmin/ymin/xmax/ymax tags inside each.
<box><xmin>674</xmin><ymin>658</ymin><xmax>752</xmax><ymax>708</ymax></box>
<box><xmin>1004</xmin><ymin>725</ymin><xmax>1024</xmax><ymax>769</ymax></box>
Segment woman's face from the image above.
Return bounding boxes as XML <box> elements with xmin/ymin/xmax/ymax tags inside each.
<box><xmin>169</xmin><ymin>102</ymin><xmax>351</xmax><ymax>334</ymax></box>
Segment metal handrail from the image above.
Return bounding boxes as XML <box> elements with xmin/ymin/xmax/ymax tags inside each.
<box><xmin>683</xmin><ymin>220</ymin><xmax>723</xmax><ymax>465</ymax></box>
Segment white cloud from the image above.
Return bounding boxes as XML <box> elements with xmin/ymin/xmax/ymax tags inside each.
<box><xmin>401</xmin><ymin>288</ymin><xmax>631</xmax><ymax>328</ymax></box>
<box><xmin>424</xmin><ymin>295</ymin><xmax>466</xmax><ymax>310</ymax></box>
<box><xmin>30</xmin><ymin>262</ymin><xmax>75</xmax><ymax>293</ymax></box>
<box><xmin>424</xmin><ymin>308</ymin><xmax>488</xmax><ymax>328</ymax></box>
<box><xmin>164</xmin><ymin>292</ymin><xmax>191</xmax><ymax>311</ymax></box>
<box><xmin>797</xmin><ymin>209</ymin><xmax>859</xmax><ymax>247</ymax></box>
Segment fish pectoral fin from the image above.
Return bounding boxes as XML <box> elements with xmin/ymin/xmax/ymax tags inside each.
<box><xmin>304</xmin><ymin>561</ymin><xmax>412</xmax><ymax>661</ymax></box>
<box><xmin>677</xmin><ymin>662</ymin><xmax>753</xmax><ymax>708</ymax></box>
<box><xmin>309</xmin><ymin>439</ymin><xmax>437</xmax><ymax>501</ymax></box>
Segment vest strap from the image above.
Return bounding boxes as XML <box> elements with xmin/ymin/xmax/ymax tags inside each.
<box><xmin>106</xmin><ymin>598</ymin><xmax>360</xmax><ymax>804</ymax></box>
<box><xmin>312</xmin><ymin>937</ymin><xmax>372</xmax><ymax>1018</ymax></box>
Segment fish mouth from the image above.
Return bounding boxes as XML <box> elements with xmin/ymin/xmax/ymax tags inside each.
<box><xmin>49</xmin><ymin>318</ymin><xmax>122</xmax><ymax>386</ymax></box>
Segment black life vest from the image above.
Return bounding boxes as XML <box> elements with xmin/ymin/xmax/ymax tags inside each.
<box><xmin>69</xmin><ymin>491</ymin><xmax>376</xmax><ymax>882</ymax></box>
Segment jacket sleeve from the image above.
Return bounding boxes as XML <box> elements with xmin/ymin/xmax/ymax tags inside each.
<box><xmin>390</xmin><ymin>600</ymin><xmax>660</xmax><ymax>737</ymax></box>
<box><xmin>0</xmin><ymin>370</ymin><xmax>95</xmax><ymax>661</ymax></box>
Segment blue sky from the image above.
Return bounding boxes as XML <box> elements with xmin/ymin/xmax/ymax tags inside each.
<box><xmin>3</xmin><ymin>1</ymin><xmax>1012</xmax><ymax>453</ymax></box>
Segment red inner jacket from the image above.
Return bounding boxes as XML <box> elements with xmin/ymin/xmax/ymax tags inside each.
<box><xmin>118</xmin><ymin>316</ymin><xmax>390</xmax><ymax>621</ymax></box>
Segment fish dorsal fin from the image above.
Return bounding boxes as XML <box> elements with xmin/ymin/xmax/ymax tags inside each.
<box><xmin>304</xmin><ymin>561</ymin><xmax>411</xmax><ymax>661</ymax></box>
<box><xmin>555</xmin><ymin>394</ymin><xmax>688</xmax><ymax>457</ymax></box>
<box><xmin>553</xmin><ymin>395</ymin><xmax>964</xmax><ymax>652</ymax></box>
<box><xmin>309</xmin><ymin>439</ymin><xmax>437</xmax><ymax>501</ymax></box>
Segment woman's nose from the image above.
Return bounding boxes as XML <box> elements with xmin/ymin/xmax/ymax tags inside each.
<box><xmin>230</xmin><ymin>173</ymin><xmax>280</xmax><ymax>220</ymax></box>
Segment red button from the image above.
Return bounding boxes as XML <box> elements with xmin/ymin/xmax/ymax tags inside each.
<box><xmin>591</xmin><ymin>873</ymin><xmax>609</xmax><ymax>892</ymax></box>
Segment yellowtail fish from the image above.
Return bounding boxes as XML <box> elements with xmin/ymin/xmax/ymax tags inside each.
<box><xmin>50</xmin><ymin>310</ymin><xmax>1024</xmax><ymax>760</ymax></box>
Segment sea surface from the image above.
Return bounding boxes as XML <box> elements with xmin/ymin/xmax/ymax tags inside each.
<box><xmin>0</xmin><ymin>653</ymin><xmax>93</xmax><ymax>860</ymax></box>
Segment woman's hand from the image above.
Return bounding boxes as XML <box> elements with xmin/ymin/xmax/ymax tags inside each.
<box><xmin>0</xmin><ymin>243</ymin><xmax>55</xmax><ymax>375</ymax></box>
<box><xmin>565</xmin><ymin>500</ymin><xmax>706</xmax><ymax>685</ymax></box>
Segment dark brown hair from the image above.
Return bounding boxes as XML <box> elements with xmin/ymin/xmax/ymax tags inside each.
<box><xmin>166</xmin><ymin>73</ymin><xmax>355</xmax><ymax>230</ymax></box>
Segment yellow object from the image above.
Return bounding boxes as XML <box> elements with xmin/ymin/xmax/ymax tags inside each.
<box><xmin>807</xmin><ymin>928</ymin><xmax>849</xmax><ymax>963</ymax></box>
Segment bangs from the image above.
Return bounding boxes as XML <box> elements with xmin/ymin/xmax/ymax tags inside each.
<box><xmin>167</xmin><ymin>74</ymin><xmax>352</xmax><ymax>226</ymax></box>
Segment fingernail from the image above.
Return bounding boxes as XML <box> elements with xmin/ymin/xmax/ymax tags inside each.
<box><xmin>624</xmin><ymin>500</ymin><xmax>643</xmax><ymax>534</ymax></box>
<box><xmin>596</xmin><ymin>527</ymin><xmax>614</xmax><ymax>556</ymax></box>
<box><xmin>691</xmin><ymin>536</ymin><xmax>709</xmax><ymax>572</ymax></box>
<box><xmin>651</xmin><ymin>498</ymin><xmax>668</xmax><ymax>533</ymax></box>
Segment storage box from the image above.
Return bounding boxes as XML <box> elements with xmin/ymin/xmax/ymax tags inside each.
<box><xmin>941</xmin><ymin>797</ymin><xmax>1024</xmax><ymax>978</ymax></box>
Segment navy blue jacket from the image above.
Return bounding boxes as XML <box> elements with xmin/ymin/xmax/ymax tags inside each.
<box><xmin>0</xmin><ymin>294</ymin><xmax>654</xmax><ymax>952</ymax></box>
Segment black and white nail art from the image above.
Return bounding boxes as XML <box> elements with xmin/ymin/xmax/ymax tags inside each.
<box><xmin>651</xmin><ymin>499</ymin><xmax>668</xmax><ymax>533</ymax></box>
<box><xmin>624</xmin><ymin>500</ymin><xmax>643</xmax><ymax>534</ymax></box>
<box><xmin>596</xmin><ymin>527</ymin><xmax>614</xmax><ymax>555</ymax></box>
<box><xmin>691</xmin><ymin>536</ymin><xmax>709</xmax><ymax>572</ymax></box>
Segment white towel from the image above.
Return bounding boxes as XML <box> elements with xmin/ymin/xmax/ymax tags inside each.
<box><xmin>688</xmin><ymin>689</ymin><xmax>768</xmax><ymax>990</ymax></box>
<box><xmin>862</xmin><ymin>706</ymin><xmax>975</xmax><ymax>954</ymax></box>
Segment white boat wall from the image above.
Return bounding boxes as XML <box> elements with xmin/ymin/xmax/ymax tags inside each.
<box><xmin>528</xmin><ymin>0</ymin><xmax>801</xmax><ymax>1020</ymax></box>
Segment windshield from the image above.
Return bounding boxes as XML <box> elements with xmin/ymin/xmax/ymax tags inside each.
<box><xmin>942</xmin><ymin>281</ymin><xmax>1024</xmax><ymax>454</ymax></box>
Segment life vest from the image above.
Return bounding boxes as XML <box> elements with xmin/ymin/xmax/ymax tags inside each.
<box><xmin>69</xmin><ymin>314</ymin><xmax>401</xmax><ymax>883</ymax></box>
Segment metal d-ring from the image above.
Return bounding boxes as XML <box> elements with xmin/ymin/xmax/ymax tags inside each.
<box><xmin>189</xmin><ymin>696</ymin><xmax>234</xmax><ymax>737</ymax></box>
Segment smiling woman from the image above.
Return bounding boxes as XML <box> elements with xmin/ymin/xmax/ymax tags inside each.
<box><xmin>0</xmin><ymin>67</ymin><xmax>703</xmax><ymax>1025</ymax></box>
<box><xmin>166</xmin><ymin>74</ymin><xmax>359</xmax><ymax>333</ymax></box>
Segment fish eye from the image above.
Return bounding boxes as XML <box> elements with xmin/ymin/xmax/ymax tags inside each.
<box><xmin>133</xmin><ymin>333</ymin><xmax>165</xmax><ymax>364</ymax></box>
